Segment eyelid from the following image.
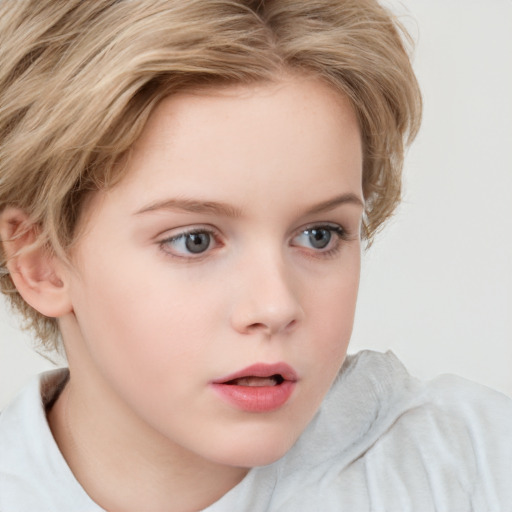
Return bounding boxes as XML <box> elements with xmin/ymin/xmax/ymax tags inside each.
<box><xmin>155</xmin><ymin>222</ymin><xmax>218</xmax><ymax>239</ymax></box>
<box><xmin>292</xmin><ymin>222</ymin><xmax>348</xmax><ymax>240</ymax></box>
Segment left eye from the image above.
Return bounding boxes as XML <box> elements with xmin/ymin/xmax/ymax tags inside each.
<box><xmin>292</xmin><ymin>225</ymin><xmax>344</xmax><ymax>251</ymax></box>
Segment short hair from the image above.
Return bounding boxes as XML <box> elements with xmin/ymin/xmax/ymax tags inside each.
<box><xmin>0</xmin><ymin>0</ymin><xmax>421</xmax><ymax>350</ymax></box>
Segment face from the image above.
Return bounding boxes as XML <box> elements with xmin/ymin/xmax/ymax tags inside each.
<box><xmin>62</xmin><ymin>76</ymin><xmax>363</xmax><ymax>468</ymax></box>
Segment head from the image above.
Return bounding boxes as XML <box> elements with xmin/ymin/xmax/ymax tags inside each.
<box><xmin>0</xmin><ymin>0</ymin><xmax>420</xmax><ymax>351</ymax></box>
<box><xmin>0</xmin><ymin>0</ymin><xmax>421</xmax><ymax>467</ymax></box>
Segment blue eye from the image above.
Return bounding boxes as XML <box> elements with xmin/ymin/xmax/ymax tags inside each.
<box><xmin>292</xmin><ymin>225</ymin><xmax>345</xmax><ymax>252</ymax></box>
<box><xmin>160</xmin><ymin>229</ymin><xmax>214</xmax><ymax>256</ymax></box>
<box><xmin>304</xmin><ymin>228</ymin><xmax>332</xmax><ymax>249</ymax></box>
<box><xmin>183</xmin><ymin>232</ymin><xmax>211</xmax><ymax>253</ymax></box>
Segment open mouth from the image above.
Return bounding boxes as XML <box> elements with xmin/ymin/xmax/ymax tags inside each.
<box><xmin>211</xmin><ymin>370</ymin><xmax>296</xmax><ymax>412</ymax></box>
<box><xmin>210</xmin><ymin>363</ymin><xmax>297</xmax><ymax>412</ymax></box>
<box><xmin>224</xmin><ymin>374</ymin><xmax>285</xmax><ymax>387</ymax></box>
<box><xmin>213</xmin><ymin>362</ymin><xmax>297</xmax><ymax>387</ymax></box>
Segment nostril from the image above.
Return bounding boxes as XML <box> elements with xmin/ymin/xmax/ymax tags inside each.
<box><xmin>286</xmin><ymin>319</ymin><xmax>298</xmax><ymax>330</ymax></box>
<box><xmin>246</xmin><ymin>322</ymin><xmax>268</xmax><ymax>332</ymax></box>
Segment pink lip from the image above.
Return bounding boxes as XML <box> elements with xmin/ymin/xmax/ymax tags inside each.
<box><xmin>210</xmin><ymin>363</ymin><xmax>298</xmax><ymax>413</ymax></box>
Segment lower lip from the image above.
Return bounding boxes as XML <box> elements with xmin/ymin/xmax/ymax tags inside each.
<box><xmin>210</xmin><ymin>380</ymin><xmax>296</xmax><ymax>412</ymax></box>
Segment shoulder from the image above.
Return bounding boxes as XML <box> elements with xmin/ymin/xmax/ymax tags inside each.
<box><xmin>426</xmin><ymin>371</ymin><xmax>512</xmax><ymax>429</ymax></box>
<box><xmin>0</xmin><ymin>369</ymin><xmax>103</xmax><ymax>512</ymax></box>
<box><xmin>370</xmin><ymin>371</ymin><xmax>512</xmax><ymax>510</ymax></box>
<box><xmin>387</xmin><ymin>368</ymin><xmax>512</xmax><ymax>475</ymax></box>
<box><xmin>273</xmin><ymin>351</ymin><xmax>512</xmax><ymax>512</ymax></box>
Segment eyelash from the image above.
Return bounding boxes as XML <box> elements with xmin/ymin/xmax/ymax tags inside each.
<box><xmin>292</xmin><ymin>224</ymin><xmax>349</xmax><ymax>259</ymax></box>
<box><xmin>157</xmin><ymin>223</ymin><xmax>351</xmax><ymax>260</ymax></box>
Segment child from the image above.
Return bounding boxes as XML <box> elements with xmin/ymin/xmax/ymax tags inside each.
<box><xmin>0</xmin><ymin>1</ymin><xmax>510</xmax><ymax>511</ymax></box>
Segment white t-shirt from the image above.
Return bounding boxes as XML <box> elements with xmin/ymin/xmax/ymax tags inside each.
<box><xmin>1</xmin><ymin>350</ymin><xmax>511</xmax><ymax>511</ymax></box>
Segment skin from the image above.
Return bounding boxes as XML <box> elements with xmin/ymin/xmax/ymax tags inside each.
<box><xmin>42</xmin><ymin>75</ymin><xmax>364</xmax><ymax>511</ymax></box>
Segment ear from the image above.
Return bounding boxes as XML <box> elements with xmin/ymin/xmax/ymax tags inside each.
<box><xmin>0</xmin><ymin>207</ymin><xmax>73</xmax><ymax>318</ymax></box>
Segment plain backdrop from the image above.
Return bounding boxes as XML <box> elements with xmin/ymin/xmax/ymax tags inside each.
<box><xmin>1</xmin><ymin>0</ymin><xmax>511</xmax><ymax>409</ymax></box>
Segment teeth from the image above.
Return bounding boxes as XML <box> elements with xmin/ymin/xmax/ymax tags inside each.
<box><xmin>230</xmin><ymin>376</ymin><xmax>280</xmax><ymax>387</ymax></box>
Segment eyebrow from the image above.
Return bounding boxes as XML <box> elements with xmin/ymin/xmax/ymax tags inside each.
<box><xmin>134</xmin><ymin>193</ymin><xmax>364</xmax><ymax>218</ymax></box>
<box><xmin>135</xmin><ymin>198</ymin><xmax>243</xmax><ymax>217</ymax></box>
<box><xmin>305</xmin><ymin>193</ymin><xmax>364</xmax><ymax>215</ymax></box>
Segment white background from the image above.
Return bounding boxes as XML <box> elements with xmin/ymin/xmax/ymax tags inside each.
<box><xmin>1</xmin><ymin>0</ymin><xmax>511</xmax><ymax>408</ymax></box>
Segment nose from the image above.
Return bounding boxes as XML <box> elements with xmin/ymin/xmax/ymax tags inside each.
<box><xmin>229</xmin><ymin>250</ymin><xmax>304</xmax><ymax>337</ymax></box>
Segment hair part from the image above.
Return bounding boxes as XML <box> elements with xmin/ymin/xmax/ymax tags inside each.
<box><xmin>0</xmin><ymin>0</ymin><xmax>421</xmax><ymax>350</ymax></box>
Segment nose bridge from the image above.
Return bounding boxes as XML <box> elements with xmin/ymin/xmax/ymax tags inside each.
<box><xmin>230</xmin><ymin>240</ymin><xmax>303</xmax><ymax>336</ymax></box>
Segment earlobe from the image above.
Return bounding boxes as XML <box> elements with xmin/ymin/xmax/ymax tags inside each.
<box><xmin>0</xmin><ymin>207</ymin><xmax>73</xmax><ymax>318</ymax></box>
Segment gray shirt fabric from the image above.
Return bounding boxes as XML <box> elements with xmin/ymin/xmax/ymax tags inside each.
<box><xmin>1</xmin><ymin>350</ymin><xmax>511</xmax><ymax>511</ymax></box>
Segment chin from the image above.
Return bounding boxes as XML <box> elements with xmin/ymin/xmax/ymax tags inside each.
<box><xmin>209</xmin><ymin>429</ymin><xmax>299</xmax><ymax>468</ymax></box>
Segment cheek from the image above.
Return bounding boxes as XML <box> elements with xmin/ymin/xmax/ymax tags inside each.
<box><xmin>69</xmin><ymin>258</ymin><xmax>226</xmax><ymax>385</ymax></box>
<box><xmin>302</xmin><ymin>260</ymin><xmax>360</xmax><ymax>373</ymax></box>
<box><xmin>68</xmin><ymin>270</ymin><xmax>225</xmax><ymax>433</ymax></box>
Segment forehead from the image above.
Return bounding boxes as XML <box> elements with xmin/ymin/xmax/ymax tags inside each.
<box><xmin>122</xmin><ymin>76</ymin><xmax>361</xmax><ymax>197</ymax></box>
<box><xmin>136</xmin><ymin>76</ymin><xmax>359</xmax><ymax>146</ymax></box>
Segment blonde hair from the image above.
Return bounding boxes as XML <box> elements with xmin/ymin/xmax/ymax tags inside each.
<box><xmin>0</xmin><ymin>0</ymin><xmax>421</xmax><ymax>350</ymax></box>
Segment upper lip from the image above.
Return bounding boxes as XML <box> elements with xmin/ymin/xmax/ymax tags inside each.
<box><xmin>212</xmin><ymin>362</ymin><xmax>298</xmax><ymax>384</ymax></box>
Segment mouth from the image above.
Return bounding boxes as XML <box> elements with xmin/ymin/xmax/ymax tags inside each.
<box><xmin>224</xmin><ymin>374</ymin><xmax>285</xmax><ymax>387</ymax></box>
<box><xmin>212</xmin><ymin>362</ymin><xmax>298</xmax><ymax>386</ymax></box>
<box><xmin>210</xmin><ymin>363</ymin><xmax>298</xmax><ymax>412</ymax></box>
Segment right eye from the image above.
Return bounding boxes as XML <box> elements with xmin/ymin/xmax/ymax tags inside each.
<box><xmin>158</xmin><ymin>228</ymin><xmax>218</xmax><ymax>258</ymax></box>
